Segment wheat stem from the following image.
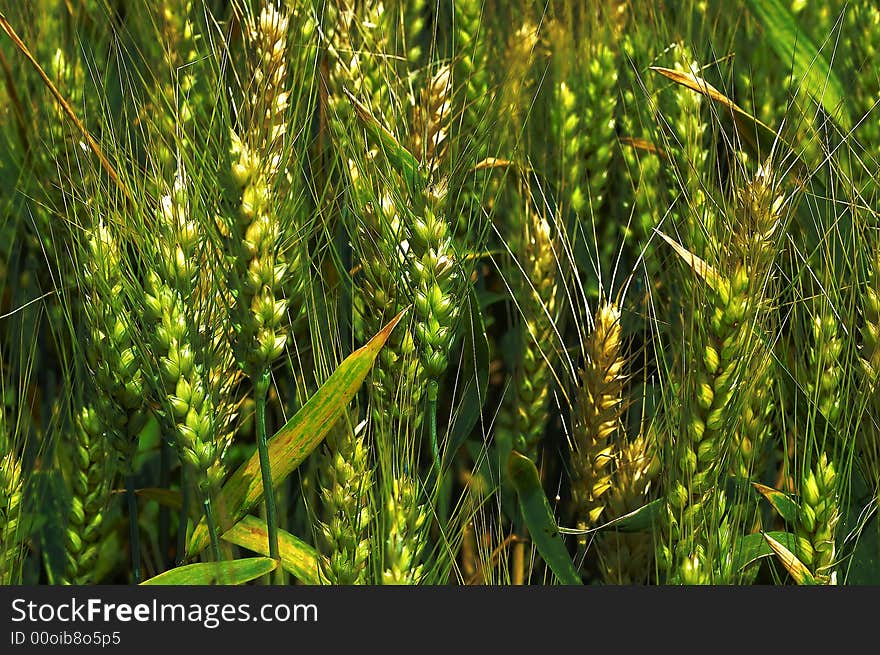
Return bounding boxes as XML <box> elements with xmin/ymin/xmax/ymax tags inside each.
<box><xmin>255</xmin><ymin>370</ymin><xmax>280</xmax><ymax>570</ymax></box>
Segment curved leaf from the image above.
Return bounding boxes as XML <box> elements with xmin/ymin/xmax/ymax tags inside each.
<box><xmin>508</xmin><ymin>451</ymin><xmax>582</xmax><ymax>585</ymax></box>
<box><xmin>764</xmin><ymin>533</ymin><xmax>819</xmax><ymax>585</ymax></box>
<box><xmin>222</xmin><ymin>516</ymin><xmax>323</xmax><ymax>585</ymax></box>
<box><xmin>745</xmin><ymin>0</ymin><xmax>850</xmax><ymax>131</ymax></box>
<box><xmin>343</xmin><ymin>87</ymin><xmax>419</xmax><ymax>188</ymax></box>
<box><xmin>140</xmin><ymin>557</ymin><xmax>277</xmax><ymax>586</ymax></box>
<box><xmin>558</xmin><ymin>499</ymin><xmax>665</xmax><ymax>536</ymax></box>
<box><xmin>753</xmin><ymin>482</ymin><xmax>800</xmax><ymax>524</ymax></box>
<box><xmin>732</xmin><ymin>530</ymin><xmax>799</xmax><ymax>571</ymax></box>
<box><xmin>655</xmin><ymin>229</ymin><xmax>721</xmax><ymax>290</ymax></box>
<box><xmin>650</xmin><ymin>65</ymin><xmax>776</xmax><ymax>136</ymax></box>
<box><xmin>188</xmin><ymin>309</ymin><xmax>406</xmax><ymax>554</ymax></box>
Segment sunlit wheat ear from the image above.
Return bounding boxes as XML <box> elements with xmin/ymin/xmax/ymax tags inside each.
<box><xmin>323</xmin><ymin>2</ymin><xmax>409</xmax><ymax>428</ymax></box>
<box><xmin>597</xmin><ymin>431</ymin><xmax>659</xmax><ymax>584</ymax></box>
<box><xmin>413</xmin><ymin>65</ymin><xmax>453</xmax><ymax>175</ymax></box>
<box><xmin>657</xmin><ymin>159</ymin><xmax>785</xmax><ymax>583</ymax></box>
<box><xmin>348</xmin><ymin>152</ymin><xmax>419</xmax><ymax>433</ymax></box>
<box><xmin>570</xmin><ymin>301</ymin><xmax>624</xmax><ymax>538</ymax></box>
<box><xmin>141</xmin><ymin>169</ymin><xmax>238</xmax><ymax>558</ymax></box>
<box><xmin>724</xmin><ymin>163</ymin><xmax>784</xmax><ymax>483</ymax></box>
<box><xmin>224</xmin><ymin>4</ymin><xmax>293</xmax><ymax>379</ymax></box>
<box><xmin>80</xmin><ymin>221</ymin><xmax>149</xmax><ymax>475</ymax></box>
<box><xmin>796</xmin><ymin>453</ymin><xmax>840</xmax><ymax>584</ymax></box>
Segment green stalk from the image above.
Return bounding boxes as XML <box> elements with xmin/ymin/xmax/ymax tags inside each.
<box><xmin>126</xmin><ymin>475</ymin><xmax>140</xmax><ymax>583</ymax></box>
<box><xmin>159</xmin><ymin>437</ymin><xmax>171</xmax><ymax>569</ymax></box>
<box><xmin>201</xmin><ymin>490</ymin><xmax>221</xmax><ymax>563</ymax></box>
<box><xmin>255</xmin><ymin>370</ymin><xmax>280</xmax><ymax>578</ymax></box>
<box><xmin>427</xmin><ymin>379</ymin><xmax>440</xmax><ymax>470</ymax></box>
<box><xmin>176</xmin><ymin>468</ymin><xmax>189</xmax><ymax>567</ymax></box>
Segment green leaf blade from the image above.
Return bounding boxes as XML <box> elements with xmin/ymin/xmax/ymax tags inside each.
<box><xmin>753</xmin><ymin>482</ymin><xmax>800</xmax><ymax>524</ymax></box>
<box><xmin>745</xmin><ymin>0</ymin><xmax>851</xmax><ymax>131</ymax></box>
<box><xmin>221</xmin><ymin>516</ymin><xmax>323</xmax><ymax>585</ymax></box>
<box><xmin>188</xmin><ymin>310</ymin><xmax>406</xmax><ymax>555</ymax></box>
<box><xmin>508</xmin><ymin>451</ymin><xmax>582</xmax><ymax>585</ymax></box>
<box><xmin>732</xmin><ymin>530</ymin><xmax>799</xmax><ymax>571</ymax></box>
<box><xmin>140</xmin><ymin>557</ymin><xmax>277</xmax><ymax>586</ymax></box>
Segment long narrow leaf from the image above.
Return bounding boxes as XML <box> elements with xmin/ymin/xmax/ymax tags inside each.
<box><xmin>655</xmin><ymin>229</ymin><xmax>722</xmax><ymax>290</ymax></box>
<box><xmin>222</xmin><ymin>516</ymin><xmax>323</xmax><ymax>585</ymax></box>
<box><xmin>447</xmin><ymin>286</ymin><xmax>490</xmax><ymax>458</ymax></box>
<box><xmin>745</xmin><ymin>0</ymin><xmax>851</xmax><ymax>131</ymax></box>
<box><xmin>650</xmin><ymin>65</ymin><xmax>776</xmax><ymax>136</ymax></box>
<box><xmin>140</xmin><ymin>557</ymin><xmax>276</xmax><ymax>586</ymax></box>
<box><xmin>508</xmin><ymin>451</ymin><xmax>582</xmax><ymax>585</ymax></box>
<box><xmin>753</xmin><ymin>482</ymin><xmax>800</xmax><ymax>524</ymax></box>
<box><xmin>764</xmin><ymin>533</ymin><xmax>819</xmax><ymax>585</ymax></box>
<box><xmin>188</xmin><ymin>309</ymin><xmax>407</xmax><ymax>554</ymax></box>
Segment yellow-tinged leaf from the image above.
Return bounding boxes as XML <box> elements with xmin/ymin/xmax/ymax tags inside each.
<box><xmin>471</xmin><ymin>157</ymin><xmax>515</xmax><ymax>171</ymax></box>
<box><xmin>222</xmin><ymin>516</ymin><xmax>324</xmax><ymax>585</ymax></box>
<box><xmin>140</xmin><ymin>557</ymin><xmax>277</xmax><ymax>586</ymax></box>
<box><xmin>763</xmin><ymin>533</ymin><xmax>818</xmax><ymax>585</ymax></box>
<box><xmin>650</xmin><ymin>66</ymin><xmax>776</xmax><ymax>136</ymax></box>
<box><xmin>654</xmin><ymin>229</ymin><xmax>721</xmax><ymax>289</ymax></box>
<box><xmin>619</xmin><ymin>136</ymin><xmax>668</xmax><ymax>159</ymax></box>
<box><xmin>188</xmin><ymin>309</ymin><xmax>407</xmax><ymax>555</ymax></box>
<box><xmin>752</xmin><ymin>482</ymin><xmax>800</xmax><ymax>524</ymax></box>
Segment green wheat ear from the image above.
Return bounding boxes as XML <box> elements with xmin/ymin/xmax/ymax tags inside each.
<box><xmin>0</xmin><ymin>418</ymin><xmax>23</xmax><ymax>584</ymax></box>
<box><xmin>317</xmin><ymin>416</ymin><xmax>373</xmax><ymax>585</ymax></box>
<box><xmin>496</xmin><ymin>191</ymin><xmax>561</xmax><ymax>461</ymax></box>
<box><xmin>382</xmin><ymin>475</ymin><xmax>429</xmax><ymax>585</ymax></box>
<box><xmin>64</xmin><ymin>406</ymin><xmax>111</xmax><ymax>585</ymax></box>
<box><xmin>797</xmin><ymin>453</ymin><xmax>840</xmax><ymax>584</ymax></box>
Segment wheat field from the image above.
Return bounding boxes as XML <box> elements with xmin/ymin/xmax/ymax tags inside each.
<box><xmin>1</xmin><ymin>0</ymin><xmax>878</xmax><ymax>585</ymax></box>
